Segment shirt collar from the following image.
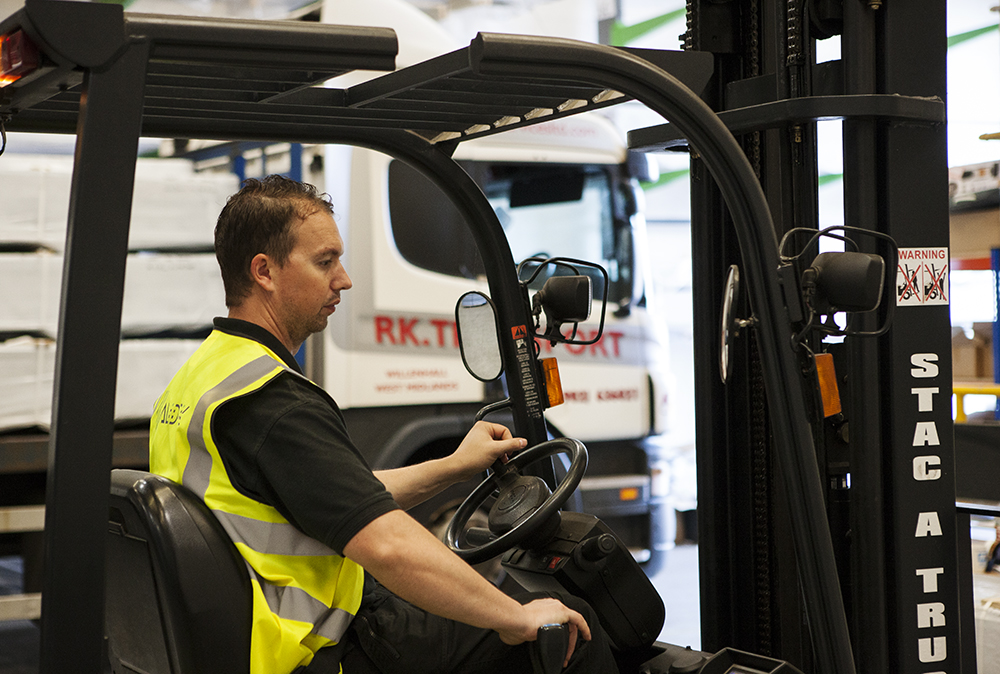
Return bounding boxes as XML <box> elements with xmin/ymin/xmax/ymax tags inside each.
<box><xmin>212</xmin><ymin>317</ymin><xmax>304</xmax><ymax>374</ymax></box>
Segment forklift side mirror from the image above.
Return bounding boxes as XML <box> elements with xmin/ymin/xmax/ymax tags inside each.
<box><xmin>456</xmin><ymin>291</ymin><xmax>504</xmax><ymax>382</ymax></box>
<box><xmin>719</xmin><ymin>264</ymin><xmax>755</xmax><ymax>384</ymax></box>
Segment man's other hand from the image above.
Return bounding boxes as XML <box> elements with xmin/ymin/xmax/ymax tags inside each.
<box><xmin>497</xmin><ymin>597</ymin><xmax>591</xmax><ymax>667</ymax></box>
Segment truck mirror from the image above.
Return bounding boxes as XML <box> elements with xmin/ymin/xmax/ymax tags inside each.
<box><xmin>626</xmin><ymin>150</ymin><xmax>659</xmax><ymax>184</ymax></box>
<box><xmin>456</xmin><ymin>291</ymin><xmax>504</xmax><ymax>382</ymax></box>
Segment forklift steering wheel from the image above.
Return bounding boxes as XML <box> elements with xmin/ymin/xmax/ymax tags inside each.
<box><xmin>445</xmin><ymin>438</ymin><xmax>587</xmax><ymax>565</ymax></box>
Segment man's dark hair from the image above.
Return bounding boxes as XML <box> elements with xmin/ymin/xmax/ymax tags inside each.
<box><xmin>215</xmin><ymin>175</ymin><xmax>335</xmax><ymax>307</ymax></box>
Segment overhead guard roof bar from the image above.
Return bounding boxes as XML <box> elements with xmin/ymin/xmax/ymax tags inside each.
<box><xmin>2</xmin><ymin>8</ymin><xmax>712</xmax><ymax>144</ymax></box>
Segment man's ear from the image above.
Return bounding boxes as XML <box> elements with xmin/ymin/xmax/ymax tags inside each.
<box><xmin>249</xmin><ymin>253</ymin><xmax>276</xmax><ymax>292</ymax></box>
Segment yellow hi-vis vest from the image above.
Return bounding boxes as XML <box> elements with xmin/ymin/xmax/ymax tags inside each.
<box><xmin>149</xmin><ymin>329</ymin><xmax>364</xmax><ymax>674</ymax></box>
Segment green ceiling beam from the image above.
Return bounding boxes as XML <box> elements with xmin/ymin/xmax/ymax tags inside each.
<box><xmin>948</xmin><ymin>23</ymin><xmax>998</xmax><ymax>48</ymax></box>
<box><xmin>610</xmin><ymin>8</ymin><xmax>686</xmax><ymax>47</ymax></box>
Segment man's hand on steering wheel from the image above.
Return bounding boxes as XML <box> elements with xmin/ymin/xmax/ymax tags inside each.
<box><xmin>450</xmin><ymin>420</ymin><xmax>527</xmax><ymax>481</ymax></box>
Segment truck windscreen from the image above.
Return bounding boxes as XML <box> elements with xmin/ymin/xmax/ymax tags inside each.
<box><xmin>387</xmin><ymin>159</ymin><xmax>626</xmax><ymax>304</ymax></box>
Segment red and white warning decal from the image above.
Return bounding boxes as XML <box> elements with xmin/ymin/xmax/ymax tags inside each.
<box><xmin>896</xmin><ymin>247</ymin><xmax>949</xmax><ymax>307</ymax></box>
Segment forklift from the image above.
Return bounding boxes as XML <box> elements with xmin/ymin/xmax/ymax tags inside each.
<box><xmin>0</xmin><ymin>0</ymin><xmax>970</xmax><ymax>672</ymax></box>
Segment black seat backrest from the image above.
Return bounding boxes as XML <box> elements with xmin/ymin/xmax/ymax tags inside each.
<box><xmin>106</xmin><ymin>469</ymin><xmax>252</xmax><ymax>674</ymax></box>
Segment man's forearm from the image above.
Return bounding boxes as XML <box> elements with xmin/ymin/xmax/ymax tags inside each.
<box><xmin>343</xmin><ymin>509</ymin><xmax>526</xmax><ymax>632</ymax></box>
<box><xmin>374</xmin><ymin>458</ymin><xmax>462</xmax><ymax>510</ymax></box>
<box><xmin>375</xmin><ymin>421</ymin><xmax>523</xmax><ymax>510</ymax></box>
<box><xmin>343</xmin><ymin>509</ymin><xmax>592</xmax><ymax>660</ymax></box>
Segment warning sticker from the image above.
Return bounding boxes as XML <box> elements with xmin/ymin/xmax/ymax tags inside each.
<box><xmin>511</xmin><ymin>326</ymin><xmax>542</xmax><ymax>419</ymax></box>
<box><xmin>896</xmin><ymin>247</ymin><xmax>949</xmax><ymax>306</ymax></box>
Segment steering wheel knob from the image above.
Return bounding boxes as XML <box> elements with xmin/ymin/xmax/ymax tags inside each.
<box><xmin>491</xmin><ymin>475</ymin><xmax>553</xmax><ymax>534</ymax></box>
<box><xmin>496</xmin><ymin>484</ymin><xmax>528</xmax><ymax>511</ymax></box>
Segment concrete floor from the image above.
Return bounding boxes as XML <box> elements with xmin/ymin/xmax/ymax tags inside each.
<box><xmin>974</xmin><ymin>570</ymin><xmax>1000</xmax><ymax>673</ymax></box>
<box><xmin>650</xmin><ymin>543</ymin><xmax>701</xmax><ymax>650</ymax></box>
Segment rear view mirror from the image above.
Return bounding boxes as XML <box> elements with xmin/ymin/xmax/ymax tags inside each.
<box><xmin>456</xmin><ymin>291</ymin><xmax>504</xmax><ymax>382</ymax></box>
<box><xmin>509</xmin><ymin>170</ymin><xmax>585</xmax><ymax>207</ymax></box>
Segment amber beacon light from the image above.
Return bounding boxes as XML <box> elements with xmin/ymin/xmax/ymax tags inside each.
<box><xmin>1</xmin><ymin>30</ymin><xmax>39</xmax><ymax>87</ymax></box>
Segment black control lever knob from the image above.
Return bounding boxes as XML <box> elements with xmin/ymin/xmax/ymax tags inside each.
<box><xmin>579</xmin><ymin>533</ymin><xmax>616</xmax><ymax>562</ymax></box>
<box><xmin>530</xmin><ymin>623</ymin><xmax>568</xmax><ymax>674</ymax></box>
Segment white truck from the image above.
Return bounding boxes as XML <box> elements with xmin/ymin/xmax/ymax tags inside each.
<box><xmin>308</xmin><ymin>111</ymin><xmax>674</xmax><ymax>570</ymax></box>
<box><xmin>305</xmin><ymin>0</ymin><xmax>675</xmax><ymax>571</ymax></box>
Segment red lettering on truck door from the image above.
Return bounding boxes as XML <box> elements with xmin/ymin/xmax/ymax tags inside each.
<box><xmin>430</xmin><ymin>318</ymin><xmax>458</xmax><ymax>347</ymax></box>
<box><xmin>398</xmin><ymin>317</ymin><xmax>420</xmax><ymax>345</ymax></box>
<box><xmin>375</xmin><ymin>315</ymin><xmax>396</xmax><ymax>344</ymax></box>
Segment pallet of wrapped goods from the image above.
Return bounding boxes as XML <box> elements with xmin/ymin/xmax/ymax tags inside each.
<box><xmin>0</xmin><ymin>154</ymin><xmax>237</xmax><ymax>251</ymax></box>
<box><xmin>0</xmin><ymin>251</ymin><xmax>226</xmax><ymax>337</ymax></box>
<box><xmin>115</xmin><ymin>339</ymin><xmax>203</xmax><ymax>422</ymax></box>
<box><xmin>0</xmin><ymin>336</ymin><xmax>54</xmax><ymax>432</ymax></box>
<box><xmin>0</xmin><ymin>337</ymin><xmax>203</xmax><ymax>431</ymax></box>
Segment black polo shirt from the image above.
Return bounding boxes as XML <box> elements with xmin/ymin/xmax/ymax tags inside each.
<box><xmin>210</xmin><ymin>317</ymin><xmax>399</xmax><ymax>556</ymax></box>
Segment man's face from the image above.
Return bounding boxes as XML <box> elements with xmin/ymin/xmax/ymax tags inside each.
<box><xmin>270</xmin><ymin>209</ymin><xmax>352</xmax><ymax>347</ymax></box>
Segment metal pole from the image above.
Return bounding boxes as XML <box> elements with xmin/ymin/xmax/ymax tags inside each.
<box><xmin>841</xmin><ymin>0</ymin><xmax>890</xmax><ymax>668</ymax></box>
<box><xmin>40</xmin><ymin>39</ymin><xmax>148</xmax><ymax>674</ymax></box>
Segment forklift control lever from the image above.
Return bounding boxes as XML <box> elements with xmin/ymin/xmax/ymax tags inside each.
<box><xmin>530</xmin><ymin>623</ymin><xmax>569</xmax><ymax>674</ymax></box>
<box><xmin>574</xmin><ymin>533</ymin><xmax>616</xmax><ymax>565</ymax></box>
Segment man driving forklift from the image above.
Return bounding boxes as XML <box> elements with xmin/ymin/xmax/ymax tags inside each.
<box><xmin>148</xmin><ymin>174</ymin><xmax>618</xmax><ymax>674</ymax></box>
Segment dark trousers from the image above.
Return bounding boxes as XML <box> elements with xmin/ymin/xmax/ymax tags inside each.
<box><xmin>304</xmin><ymin>583</ymin><xmax>620</xmax><ymax>674</ymax></box>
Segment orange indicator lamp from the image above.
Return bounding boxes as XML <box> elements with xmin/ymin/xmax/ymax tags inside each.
<box><xmin>1</xmin><ymin>30</ymin><xmax>40</xmax><ymax>87</ymax></box>
<box><xmin>540</xmin><ymin>357</ymin><xmax>564</xmax><ymax>408</ymax></box>
<box><xmin>814</xmin><ymin>352</ymin><xmax>842</xmax><ymax>418</ymax></box>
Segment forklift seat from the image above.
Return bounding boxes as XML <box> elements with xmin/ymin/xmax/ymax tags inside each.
<box><xmin>106</xmin><ymin>469</ymin><xmax>252</xmax><ymax>674</ymax></box>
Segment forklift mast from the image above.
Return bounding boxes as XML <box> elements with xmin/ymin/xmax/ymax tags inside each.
<box><xmin>657</xmin><ymin>0</ymin><xmax>961</xmax><ymax>671</ymax></box>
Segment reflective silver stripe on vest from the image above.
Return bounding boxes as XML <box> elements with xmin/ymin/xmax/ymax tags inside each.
<box><xmin>183</xmin><ymin>355</ymin><xmax>280</xmax><ymax>499</ymax></box>
<box><xmin>247</xmin><ymin>559</ymin><xmax>355</xmax><ymax>641</ymax></box>
<box><xmin>217</xmin><ymin>509</ymin><xmax>336</xmax><ymax>557</ymax></box>
<box><xmin>181</xmin><ymin>352</ymin><xmax>350</xmax><ymax>639</ymax></box>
